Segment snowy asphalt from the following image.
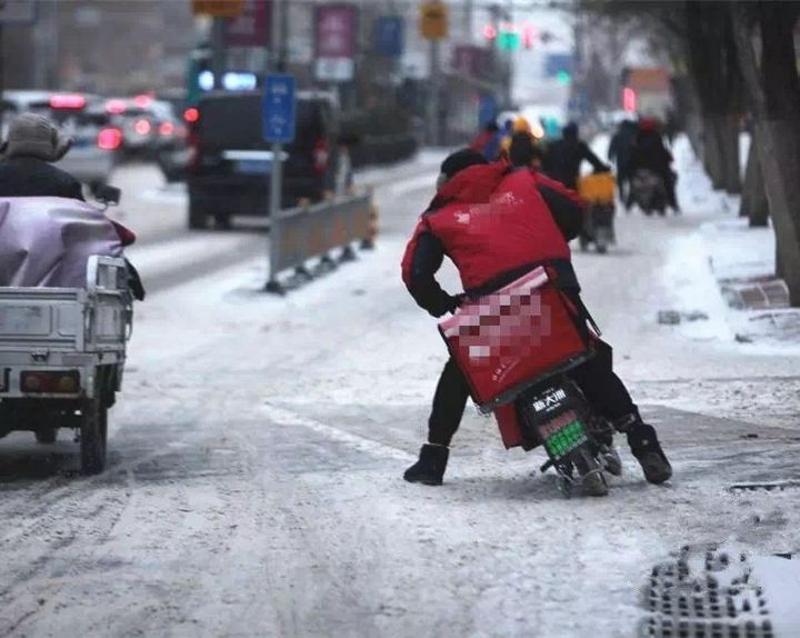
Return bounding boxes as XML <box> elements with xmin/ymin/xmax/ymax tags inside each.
<box><xmin>1</xmin><ymin>148</ymin><xmax>798</xmax><ymax>637</ymax></box>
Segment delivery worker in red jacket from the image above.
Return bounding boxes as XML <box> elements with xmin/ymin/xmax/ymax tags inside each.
<box><xmin>400</xmin><ymin>145</ymin><xmax>672</xmax><ymax>486</ymax></box>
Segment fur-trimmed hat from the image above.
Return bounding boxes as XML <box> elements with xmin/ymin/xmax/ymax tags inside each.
<box><xmin>0</xmin><ymin>113</ymin><xmax>72</xmax><ymax>162</ymax></box>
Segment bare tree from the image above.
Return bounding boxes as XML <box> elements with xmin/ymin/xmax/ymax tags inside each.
<box><xmin>731</xmin><ymin>1</ymin><xmax>800</xmax><ymax>303</ymax></box>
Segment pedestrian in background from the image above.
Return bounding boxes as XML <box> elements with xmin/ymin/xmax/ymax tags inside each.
<box><xmin>608</xmin><ymin>118</ymin><xmax>637</xmax><ymax>206</ymax></box>
<box><xmin>543</xmin><ymin>122</ymin><xmax>608</xmax><ymax>190</ymax></box>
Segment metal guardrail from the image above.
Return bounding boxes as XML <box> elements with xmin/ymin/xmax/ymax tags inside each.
<box><xmin>266</xmin><ymin>191</ymin><xmax>375</xmax><ymax>294</ymax></box>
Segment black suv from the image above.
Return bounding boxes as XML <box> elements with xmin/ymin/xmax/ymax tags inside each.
<box><xmin>186</xmin><ymin>90</ymin><xmax>338</xmax><ymax>229</ymax></box>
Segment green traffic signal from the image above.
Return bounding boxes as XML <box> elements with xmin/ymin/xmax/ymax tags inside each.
<box><xmin>556</xmin><ymin>70</ymin><xmax>572</xmax><ymax>85</ymax></box>
<box><xmin>497</xmin><ymin>31</ymin><xmax>521</xmax><ymax>52</ymax></box>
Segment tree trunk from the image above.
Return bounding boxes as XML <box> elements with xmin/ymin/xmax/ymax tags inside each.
<box><xmin>739</xmin><ymin>129</ymin><xmax>769</xmax><ymax>226</ymax></box>
<box><xmin>732</xmin><ymin>2</ymin><xmax>800</xmax><ymax>305</ymax></box>
<box><xmin>719</xmin><ymin>113</ymin><xmax>742</xmax><ymax>195</ymax></box>
<box><xmin>686</xmin><ymin>1</ymin><xmax>743</xmax><ymax>196</ymax></box>
<box><xmin>702</xmin><ymin>115</ymin><xmax>726</xmax><ymax>190</ymax></box>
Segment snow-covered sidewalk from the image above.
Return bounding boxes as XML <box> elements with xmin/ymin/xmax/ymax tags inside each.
<box><xmin>656</xmin><ymin>136</ymin><xmax>800</xmax><ymax>353</ymax></box>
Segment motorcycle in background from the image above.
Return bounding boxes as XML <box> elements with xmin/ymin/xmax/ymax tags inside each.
<box><xmin>630</xmin><ymin>169</ymin><xmax>668</xmax><ymax>216</ymax></box>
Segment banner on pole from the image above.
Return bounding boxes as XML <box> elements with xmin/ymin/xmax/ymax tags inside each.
<box><xmin>314</xmin><ymin>3</ymin><xmax>358</xmax><ymax>82</ymax></box>
<box><xmin>224</xmin><ymin>0</ymin><xmax>271</xmax><ymax>47</ymax></box>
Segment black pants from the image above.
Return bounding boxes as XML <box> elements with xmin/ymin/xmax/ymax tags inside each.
<box><xmin>427</xmin><ymin>340</ymin><xmax>637</xmax><ymax>447</ymax></box>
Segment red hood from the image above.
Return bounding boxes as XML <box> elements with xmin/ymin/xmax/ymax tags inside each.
<box><xmin>437</xmin><ymin>162</ymin><xmax>508</xmax><ymax>204</ymax></box>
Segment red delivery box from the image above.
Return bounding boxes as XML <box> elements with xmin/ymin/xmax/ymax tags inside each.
<box><xmin>438</xmin><ymin>267</ymin><xmax>589</xmax><ymax>409</ymax></box>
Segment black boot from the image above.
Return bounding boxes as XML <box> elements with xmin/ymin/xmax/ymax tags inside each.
<box><xmin>625</xmin><ymin>421</ymin><xmax>672</xmax><ymax>485</ymax></box>
<box><xmin>403</xmin><ymin>444</ymin><xmax>449</xmax><ymax>486</ymax></box>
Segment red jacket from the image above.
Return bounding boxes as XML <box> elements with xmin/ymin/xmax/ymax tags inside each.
<box><xmin>401</xmin><ymin>163</ymin><xmax>584</xmax><ymax>316</ymax></box>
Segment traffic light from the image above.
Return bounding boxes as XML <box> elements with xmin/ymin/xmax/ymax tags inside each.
<box><xmin>556</xmin><ymin>70</ymin><xmax>572</xmax><ymax>86</ymax></box>
<box><xmin>496</xmin><ymin>29</ymin><xmax>521</xmax><ymax>51</ymax></box>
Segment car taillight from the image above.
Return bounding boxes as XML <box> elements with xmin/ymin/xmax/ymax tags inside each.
<box><xmin>134</xmin><ymin>93</ymin><xmax>153</xmax><ymax>108</ymax></box>
<box><xmin>97</xmin><ymin>127</ymin><xmax>123</xmax><ymax>151</ymax></box>
<box><xmin>21</xmin><ymin>370</ymin><xmax>80</xmax><ymax>394</ymax></box>
<box><xmin>313</xmin><ymin>138</ymin><xmax>329</xmax><ymax>175</ymax></box>
<box><xmin>134</xmin><ymin>119</ymin><xmax>152</xmax><ymax>135</ymax></box>
<box><xmin>183</xmin><ymin>107</ymin><xmax>199</xmax><ymax>123</ymax></box>
<box><xmin>158</xmin><ymin>121</ymin><xmax>175</xmax><ymax>136</ymax></box>
<box><xmin>105</xmin><ymin>98</ymin><xmax>127</xmax><ymax>115</ymax></box>
<box><xmin>50</xmin><ymin>93</ymin><xmax>86</xmax><ymax>110</ymax></box>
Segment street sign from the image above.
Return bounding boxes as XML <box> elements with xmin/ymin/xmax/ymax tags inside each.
<box><xmin>314</xmin><ymin>58</ymin><xmax>354</xmax><ymax>83</ymax></box>
<box><xmin>224</xmin><ymin>0</ymin><xmax>270</xmax><ymax>47</ymax></box>
<box><xmin>374</xmin><ymin>15</ymin><xmax>404</xmax><ymax>57</ymax></box>
<box><xmin>191</xmin><ymin>0</ymin><xmax>244</xmax><ymax>18</ymax></box>
<box><xmin>262</xmin><ymin>74</ymin><xmax>296</xmax><ymax>144</ymax></box>
<box><xmin>545</xmin><ymin>53</ymin><xmax>574</xmax><ymax>78</ymax></box>
<box><xmin>419</xmin><ymin>1</ymin><xmax>447</xmax><ymax>41</ymax></box>
<box><xmin>315</xmin><ymin>4</ymin><xmax>358</xmax><ymax>82</ymax></box>
<box><xmin>0</xmin><ymin>0</ymin><xmax>37</xmax><ymax>25</ymax></box>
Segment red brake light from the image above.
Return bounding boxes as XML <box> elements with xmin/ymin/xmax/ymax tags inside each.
<box><xmin>158</xmin><ymin>121</ymin><xmax>175</xmax><ymax>136</ymax></box>
<box><xmin>134</xmin><ymin>119</ymin><xmax>152</xmax><ymax>135</ymax></box>
<box><xmin>623</xmin><ymin>87</ymin><xmax>637</xmax><ymax>112</ymax></box>
<box><xmin>133</xmin><ymin>93</ymin><xmax>153</xmax><ymax>108</ymax></box>
<box><xmin>97</xmin><ymin>127</ymin><xmax>123</xmax><ymax>151</ymax></box>
<box><xmin>183</xmin><ymin>107</ymin><xmax>199</xmax><ymax>123</ymax></box>
<box><xmin>313</xmin><ymin>138</ymin><xmax>329</xmax><ymax>175</ymax></box>
<box><xmin>105</xmin><ymin>98</ymin><xmax>127</xmax><ymax>115</ymax></box>
<box><xmin>49</xmin><ymin>94</ymin><xmax>86</xmax><ymax>110</ymax></box>
<box><xmin>21</xmin><ymin>370</ymin><xmax>80</xmax><ymax>394</ymax></box>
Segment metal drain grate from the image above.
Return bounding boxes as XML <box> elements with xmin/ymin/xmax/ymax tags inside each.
<box><xmin>728</xmin><ymin>481</ymin><xmax>800</xmax><ymax>493</ymax></box>
<box><xmin>639</xmin><ymin>546</ymin><xmax>776</xmax><ymax>638</ymax></box>
<box><xmin>639</xmin><ymin>617</ymin><xmax>774</xmax><ymax>638</ymax></box>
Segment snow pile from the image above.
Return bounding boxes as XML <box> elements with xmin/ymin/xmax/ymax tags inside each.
<box><xmin>660</xmin><ymin>135</ymin><xmax>800</xmax><ymax>353</ymax></box>
<box><xmin>673</xmin><ymin>135</ymin><xmax>740</xmax><ymax>217</ymax></box>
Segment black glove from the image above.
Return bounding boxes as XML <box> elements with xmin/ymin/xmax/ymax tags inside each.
<box><xmin>447</xmin><ymin>293</ymin><xmax>466</xmax><ymax>313</ymax></box>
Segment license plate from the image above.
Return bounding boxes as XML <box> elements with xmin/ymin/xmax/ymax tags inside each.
<box><xmin>539</xmin><ymin>410</ymin><xmax>588</xmax><ymax>459</ymax></box>
<box><xmin>235</xmin><ymin>159</ymin><xmax>271</xmax><ymax>175</ymax></box>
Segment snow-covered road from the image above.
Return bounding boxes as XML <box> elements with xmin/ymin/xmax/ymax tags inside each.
<box><xmin>1</xmin><ymin>146</ymin><xmax>798</xmax><ymax>637</ymax></box>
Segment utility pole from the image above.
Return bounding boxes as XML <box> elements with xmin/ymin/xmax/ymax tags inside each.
<box><xmin>277</xmin><ymin>0</ymin><xmax>288</xmax><ymax>72</ymax></box>
<box><xmin>0</xmin><ymin>22</ymin><xmax>4</xmax><ymax>133</ymax></box>
<box><xmin>266</xmin><ymin>0</ymin><xmax>284</xmax><ymax>291</ymax></box>
<box><xmin>210</xmin><ymin>16</ymin><xmax>225</xmax><ymax>88</ymax></box>
<box><xmin>428</xmin><ymin>38</ymin><xmax>441</xmax><ymax>146</ymax></box>
<box><xmin>504</xmin><ymin>0</ymin><xmax>513</xmax><ymax>108</ymax></box>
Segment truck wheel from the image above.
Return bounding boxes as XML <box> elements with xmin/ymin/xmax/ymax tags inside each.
<box><xmin>35</xmin><ymin>428</ymin><xmax>58</xmax><ymax>444</ymax></box>
<box><xmin>80</xmin><ymin>395</ymin><xmax>108</xmax><ymax>475</ymax></box>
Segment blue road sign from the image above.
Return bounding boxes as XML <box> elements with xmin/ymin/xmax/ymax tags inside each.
<box><xmin>545</xmin><ymin>53</ymin><xmax>574</xmax><ymax>78</ymax></box>
<box><xmin>374</xmin><ymin>16</ymin><xmax>404</xmax><ymax>57</ymax></box>
<box><xmin>262</xmin><ymin>74</ymin><xmax>296</xmax><ymax>144</ymax></box>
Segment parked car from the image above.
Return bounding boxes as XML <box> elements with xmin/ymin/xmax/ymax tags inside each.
<box><xmin>1</xmin><ymin>90</ymin><xmax>122</xmax><ymax>195</ymax></box>
<box><xmin>150</xmin><ymin>101</ymin><xmax>189</xmax><ymax>182</ymax></box>
<box><xmin>185</xmin><ymin>90</ymin><xmax>339</xmax><ymax>229</ymax></box>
